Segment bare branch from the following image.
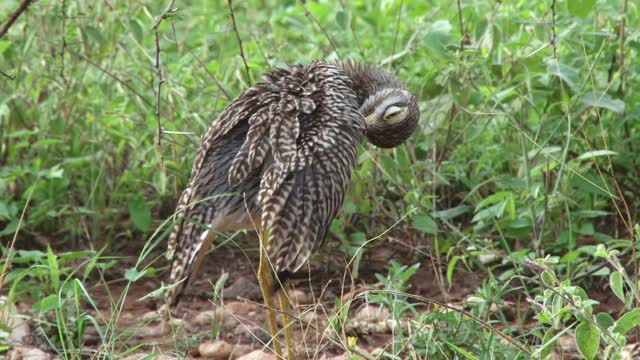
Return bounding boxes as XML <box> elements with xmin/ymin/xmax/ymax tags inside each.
<box><xmin>456</xmin><ymin>0</ymin><xmax>465</xmax><ymax>51</ymax></box>
<box><xmin>0</xmin><ymin>69</ymin><xmax>15</xmax><ymax>80</ymax></box>
<box><xmin>0</xmin><ymin>0</ymin><xmax>34</xmax><ymax>39</ymax></box>
<box><xmin>227</xmin><ymin>0</ymin><xmax>252</xmax><ymax>83</ymax></box>
<box><xmin>151</xmin><ymin>0</ymin><xmax>179</xmax><ymax>166</ymax></box>
<box><xmin>60</xmin><ymin>0</ymin><xmax>67</xmax><ymax>84</ymax></box>
<box><xmin>550</xmin><ymin>0</ymin><xmax>558</xmax><ymax>60</ymax></box>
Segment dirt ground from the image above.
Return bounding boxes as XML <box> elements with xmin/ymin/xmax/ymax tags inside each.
<box><xmin>7</xmin><ymin>232</ymin><xmax>632</xmax><ymax>359</ymax></box>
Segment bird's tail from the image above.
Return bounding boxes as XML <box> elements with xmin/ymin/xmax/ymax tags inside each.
<box><xmin>165</xmin><ymin>187</ymin><xmax>215</xmax><ymax>306</ymax></box>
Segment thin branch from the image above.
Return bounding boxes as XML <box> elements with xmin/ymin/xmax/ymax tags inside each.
<box><xmin>617</xmin><ymin>0</ymin><xmax>635</xmax><ymax>297</ymax></box>
<box><xmin>456</xmin><ymin>0</ymin><xmax>465</xmax><ymax>51</ymax></box>
<box><xmin>60</xmin><ymin>0</ymin><xmax>67</xmax><ymax>84</ymax></box>
<box><xmin>0</xmin><ymin>69</ymin><xmax>15</xmax><ymax>80</ymax></box>
<box><xmin>0</xmin><ymin>0</ymin><xmax>34</xmax><ymax>39</ymax></box>
<box><xmin>227</xmin><ymin>0</ymin><xmax>252</xmax><ymax>83</ymax></box>
<box><xmin>152</xmin><ymin>1</ymin><xmax>179</xmax><ymax>166</ymax></box>
<box><xmin>617</xmin><ymin>0</ymin><xmax>627</xmax><ymax>98</ymax></box>
<box><xmin>550</xmin><ymin>0</ymin><xmax>558</xmax><ymax>60</ymax></box>
<box><xmin>189</xmin><ymin>50</ymin><xmax>232</xmax><ymax>101</ymax></box>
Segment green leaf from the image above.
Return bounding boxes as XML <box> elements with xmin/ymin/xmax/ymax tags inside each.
<box><xmin>580</xmin><ymin>92</ymin><xmax>625</xmax><ymax>113</ymax></box>
<box><xmin>547</xmin><ymin>63</ymin><xmax>579</xmax><ymax>91</ymax></box>
<box><xmin>84</xmin><ymin>26</ymin><xmax>105</xmax><ymax>44</ymax></box>
<box><xmin>124</xmin><ymin>267</ymin><xmax>145</xmax><ymax>282</ymax></box>
<box><xmin>413</xmin><ymin>214</ymin><xmax>437</xmax><ymax>234</ymax></box>
<box><xmin>595</xmin><ymin>313</ymin><xmax>614</xmax><ymax>329</ymax></box>
<box><xmin>447</xmin><ymin>256</ymin><xmax>461</xmax><ymax>286</ymax></box>
<box><xmin>567</xmin><ymin>0</ymin><xmax>596</xmax><ymax>18</ymax></box>
<box><xmin>613</xmin><ymin>308</ymin><xmax>640</xmax><ymax>334</ymax></box>
<box><xmin>129</xmin><ymin>198</ymin><xmax>151</xmax><ymax>231</ymax></box>
<box><xmin>576</xmin><ymin>150</ymin><xmax>618</xmax><ymax>161</ymax></box>
<box><xmin>609</xmin><ymin>271</ymin><xmax>625</xmax><ymax>303</ymax></box>
<box><xmin>32</xmin><ymin>294</ymin><xmax>59</xmax><ymax>312</ymax></box>
<box><xmin>129</xmin><ymin>19</ymin><xmax>144</xmax><ymax>42</ymax></box>
<box><xmin>541</xmin><ymin>270</ymin><xmax>556</xmax><ymax>287</ymax></box>
<box><xmin>0</xmin><ymin>40</ymin><xmax>10</xmax><ymax>55</ymax></box>
<box><xmin>335</xmin><ymin>11</ymin><xmax>349</xmax><ymax>29</ymax></box>
<box><xmin>575</xmin><ymin>321</ymin><xmax>600</xmax><ymax>360</ymax></box>
<box><xmin>46</xmin><ymin>246</ymin><xmax>60</xmax><ymax>292</ymax></box>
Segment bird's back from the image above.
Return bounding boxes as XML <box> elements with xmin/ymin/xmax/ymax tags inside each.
<box><xmin>166</xmin><ymin>61</ymin><xmax>366</xmax><ymax>305</ymax></box>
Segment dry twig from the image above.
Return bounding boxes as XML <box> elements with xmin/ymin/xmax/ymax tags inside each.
<box><xmin>227</xmin><ymin>0</ymin><xmax>252</xmax><ymax>83</ymax></box>
<box><xmin>151</xmin><ymin>0</ymin><xmax>179</xmax><ymax>165</ymax></box>
<box><xmin>0</xmin><ymin>0</ymin><xmax>33</xmax><ymax>39</ymax></box>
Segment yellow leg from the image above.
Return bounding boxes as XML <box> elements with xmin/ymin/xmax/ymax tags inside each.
<box><xmin>258</xmin><ymin>232</ymin><xmax>283</xmax><ymax>358</ymax></box>
<box><xmin>278</xmin><ymin>284</ymin><xmax>295</xmax><ymax>359</ymax></box>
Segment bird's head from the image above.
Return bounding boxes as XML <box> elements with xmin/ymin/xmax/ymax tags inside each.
<box><xmin>359</xmin><ymin>88</ymin><xmax>420</xmax><ymax>149</ymax></box>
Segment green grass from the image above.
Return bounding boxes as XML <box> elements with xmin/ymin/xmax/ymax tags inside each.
<box><xmin>1</xmin><ymin>0</ymin><xmax>640</xmax><ymax>358</ymax></box>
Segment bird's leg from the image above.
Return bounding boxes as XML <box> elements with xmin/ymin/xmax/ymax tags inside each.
<box><xmin>258</xmin><ymin>230</ymin><xmax>284</xmax><ymax>358</ymax></box>
<box><xmin>278</xmin><ymin>282</ymin><xmax>295</xmax><ymax>359</ymax></box>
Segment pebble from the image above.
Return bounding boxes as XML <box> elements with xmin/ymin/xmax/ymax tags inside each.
<box><xmin>8</xmin><ymin>347</ymin><xmax>51</xmax><ymax>360</ymax></box>
<box><xmin>0</xmin><ymin>298</ymin><xmax>31</xmax><ymax>345</ymax></box>
<box><xmin>224</xmin><ymin>276</ymin><xmax>262</xmax><ymax>300</ymax></box>
<box><xmin>235</xmin><ymin>350</ymin><xmax>276</xmax><ymax>360</ymax></box>
<box><xmin>199</xmin><ymin>340</ymin><xmax>234</xmax><ymax>358</ymax></box>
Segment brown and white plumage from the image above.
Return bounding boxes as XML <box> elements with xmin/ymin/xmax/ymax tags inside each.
<box><xmin>166</xmin><ymin>60</ymin><xmax>419</xmax><ymax>305</ymax></box>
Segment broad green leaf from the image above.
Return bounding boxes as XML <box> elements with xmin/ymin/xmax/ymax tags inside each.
<box><xmin>84</xmin><ymin>26</ymin><xmax>105</xmax><ymax>44</ymax></box>
<box><xmin>609</xmin><ymin>271</ymin><xmax>625</xmax><ymax>303</ymax></box>
<box><xmin>575</xmin><ymin>321</ymin><xmax>600</xmax><ymax>360</ymax></box>
<box><xmin>580</xmin><ymin>92</ymin><xmax>625</xmax><ymax>114</ymax></box>
<box><xmin>595</xmin><ymin>313</ymin><xmax>614</xmax><ymax>329</ymax></box>
<box><xmin>613</xmin><ymin>308</ymin><xmax>640</xmax><ymax>334</ymax></box>
<box><xmin>547</xmin><ymin>63</ymin><xmax>579</xmax><ymax>91</ymax></box>
<box><xmin>335</xmin><ymin>11</ymin><xmax>349</xmax><ymax>29</ymax></box>
<box><xmin>413</xmin><ymin>214</ymin><xmax>437</xmax><ymax>234</ymax></box>
<box><xmin>129</xmin><ymin>199</ymin><xmax>152</xmax><ymax>232</ymax></box>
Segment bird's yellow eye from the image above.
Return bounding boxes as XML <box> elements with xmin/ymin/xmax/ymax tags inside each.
<box><xmin>383</xmin><ymin>106</ymin><xmax>403</xmax><ymax>122</ymax></box>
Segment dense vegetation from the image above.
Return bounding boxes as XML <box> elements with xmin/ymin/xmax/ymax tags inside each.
<box><xmin>1</xmin><ymin>0</ymin><xmax>639</xmax><ymax>358</ymax></box>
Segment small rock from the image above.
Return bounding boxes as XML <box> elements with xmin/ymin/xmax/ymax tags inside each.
<box><xmin>120</xmin><ymin>354</ymin><xmax>176</xmax><ymax>360</ymax></box>
<box><xmin>477</xmin><ymin>253</ymin><xmax>501</xmax><ymax>265</ymax></box>
<box><xmin>235</xmin><ymin>350</ymin><xmax>276</xmax><ymax>360</ymax></box>
<box><xmin>231</xmin><ymin>344</ymin><xmax>254</xmax><ymax>358</ymax></box>
<box><xmin>356</xmin><ymin>304</ymin><xmax>390</xmax><ymax>322</ymax></box>
<box><xmin>287</xmin><ymin>289</ymin><xmax>310</xmax><ymax>305</ymax></box>
<box><xmin>135</xmin><ymin>322</ymin><xmax>170</xmax><ymax>337</ymax></box>
<box><xmin>141</xmin><ymin>310</ymin><xmax>163</xmax><ymax>322</ymax></box>
<box><xmin>224</xmin><ymin>276</ymin><xmax>262</xmax><ymax>300</ymax></box>
<box><xmin>8</xmin><ymin>347</ymin><xmax>51</xmax><ymax>360</ymax></box>
<box><xmin>233</xmin><ymin>324</ymin><xmax>271</xmax><ymax>344</ymax></box>
<box><xmin>199</xmin><ymin>340</ymin><xmax>234</xmax><ymax>359</ymax></box>
<box><xmin>0</xmin><ymin>297</ymin><xmax>31</xmax><ymax>345</ymax></box>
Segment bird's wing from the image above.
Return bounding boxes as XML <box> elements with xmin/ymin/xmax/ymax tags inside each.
<box><xmin>166</xmin><ymin>78</ymin><xmax>281</xmax><ymax>261</ymax></box>
<box><xmin>228</xmin><ymin>62</ymin><xmax>366</xmax><ymax>272</ymax></box>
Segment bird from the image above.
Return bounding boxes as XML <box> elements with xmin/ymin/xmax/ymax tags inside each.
<box><xmin>165</xmin><ymin>60</ymin><xmax>420</xmax><ymax>358</ymax></box>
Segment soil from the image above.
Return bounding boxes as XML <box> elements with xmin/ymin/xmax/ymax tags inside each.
<box><xmin>6</xmin><ymin>231</ymin><xmax>633</xmax><ymax>359</ymax></box>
